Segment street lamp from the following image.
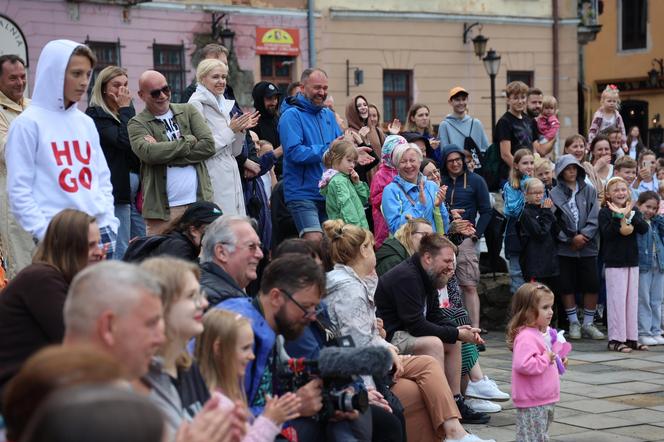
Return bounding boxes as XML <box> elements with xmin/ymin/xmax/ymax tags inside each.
<box><xmin>463</xmin><ymin>22</ymin><xmax>489</xmax><ymax>59</ymax></box>
<box><xmin>482</xmin><ymin>49</ymin><xmax>501</xmax><ymax>132</ymax></box>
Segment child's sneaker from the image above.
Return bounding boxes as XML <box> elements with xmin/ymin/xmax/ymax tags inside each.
<box><xmin>568</xmin><ymin>321</ymin><xmax>582</xmax><ymax>340</ymax></box>
<box><xmin>581</xmin><ymin>323</ymin><xmax>605</xmax><ymax>340</ymax></box>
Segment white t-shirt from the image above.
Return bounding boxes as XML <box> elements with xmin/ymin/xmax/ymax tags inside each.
<box><xmin>156</xmin><ymin>110</ymin><xmax>197</xmax><ymax>207</ymax></box>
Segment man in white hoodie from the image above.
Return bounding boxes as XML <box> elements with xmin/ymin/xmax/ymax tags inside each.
<box><xmin>5</xmin><ymin>40</ymin><xmax>119</xmax><ymax>258</ymax></box>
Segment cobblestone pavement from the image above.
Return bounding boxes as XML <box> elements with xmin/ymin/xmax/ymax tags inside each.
<box><xmin>465</xmin><ymin>332</ymin><xmax>664</xmax><ymax>442</ymax></box>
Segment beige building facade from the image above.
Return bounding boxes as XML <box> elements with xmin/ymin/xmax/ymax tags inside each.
<box><xmin>583</xmin><ymin>0</ymin><xmax>664</xmax><ymax>149</ymax></box>
<box><xmin>313</xmin><ymin>0</ymin><xmax>580</xmax><ymax>141</ymax></box>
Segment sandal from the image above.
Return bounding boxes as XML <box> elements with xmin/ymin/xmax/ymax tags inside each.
<box><xmin>608</xmin><ymin>340</ymin><xmax>632</xmax><ymax>353</ymax></box>
<box><xmin>626</xmin><ymin>340</ymin><xmax>649</xmax><ymax>351</ymax></box>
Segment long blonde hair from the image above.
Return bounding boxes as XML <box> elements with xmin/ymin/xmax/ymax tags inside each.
<box><xmin>395</xmin><ymin>217</ymin><xmax>431</xmax><ymax>256</ymax></box>
<box><xmin>140</xmin><ymin>257</ymin><xmax>201</xmax><ymax>369</ymax></box>
<box><xmin>89</xmin><ymin>65</ymin><xmax>127</xmax><ymax>123</ymax></box>
<box><xmin>506</xmin><ymin>283</ymin><xmax>554</xmax><ymax>350</ymax></box>
<box><xmin>194</xmin><ymin>309</ymin><xmax>251</xmax><ymax>403</ymax></box>
<box><xmin>509</xmin><ymin>148</ymin><xmax>534</xmax><ymax>189</ymax></box>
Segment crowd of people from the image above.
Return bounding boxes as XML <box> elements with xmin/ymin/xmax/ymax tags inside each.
<box><xmin>0</xmin><ymin>36</ymin><xmax>662</xmax><ymax>442</ymax></box>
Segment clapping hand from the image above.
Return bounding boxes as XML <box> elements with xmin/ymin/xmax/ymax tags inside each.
<box><xmin>263</xmin><ymin>393</ymin><xmax>301</xmax><ymax>425</ymax></box>
<box><xmin>230</xmin><ymin>111</ymin><xmax>260</xmax><ymax>133</ymax></box>
<box><xmin>387</xmin><ymin>119</ymin><xmax>401</xmax><ymax>135</ymax></box>
<box><xmin>434</xmin><ymin>185</ymin><xmax>447</xmax><ymax>207</ymax></box>
<box><xmin>541</xmin><ymin>198</ymin><xmax>554</xmax><ymax>209</ymax></box>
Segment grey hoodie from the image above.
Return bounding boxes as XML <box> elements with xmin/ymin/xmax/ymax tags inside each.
<box><xmin>550</xmin><ymin>154</ymin><xmax>599</xmax><ymax>257</ymax></box>
<box><xmin>438</xmin><ymin>114</ymin><xmax>490</xmax><ymax>152</ymax></box>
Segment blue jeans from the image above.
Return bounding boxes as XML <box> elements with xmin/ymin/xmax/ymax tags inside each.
<box><xmin>638</xmin><ymin>267</ymin><xmax>664</xmax><ymax>337</ymax></box>
<box><xmin>114</xmin><ymin>173</ymin><xmax>146</xmax><ymax>260</ymax></box>
<box><xmin>286</xmin><ymin>199</ymin><xmax>327</xmax><ymax>236</ymax></box>
<box><xmin>508</xmin><ymin>254</ymin><xmax>525</xmax><ymax>294</ymax></box>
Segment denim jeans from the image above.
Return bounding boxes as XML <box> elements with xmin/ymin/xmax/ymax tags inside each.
<box><xmin>114</xmin><ymin>173</ymin><xmax>146</xmax><ymax>260</ymax></box>
<box><xmin>508</xmin><ymin>254</ymin><xmax>525</xmax><ymax>294</ymax></box>
<box><xmin>286</xmin><ymin>199</ymin><xmax>327</xmax><ymax>236</ymax></box>
<box><xmin>638</xmin><ymin>267</ymin><xmax>664</xmax><ymax>337</ymax></box>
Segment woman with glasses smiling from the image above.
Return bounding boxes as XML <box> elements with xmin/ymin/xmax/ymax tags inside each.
<box><xmin>137</xmin><ymin>256</ymin><xmax>211</xmax><ymax>436</ymax></box>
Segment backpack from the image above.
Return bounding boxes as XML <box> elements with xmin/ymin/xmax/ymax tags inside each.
<box><xmin>122</xmin><ymin>235</ymin><xmax>169</xmax><ymax>262</ymax></box>
<box><xmin>449</xmin><ymin>119</ymin><xmax>485</xmax><ymax>171</ymax></box>
<box><xmin>479</xmin><ymin>143</ymin><xmax>501</xmax><ymax>192</ymax></box>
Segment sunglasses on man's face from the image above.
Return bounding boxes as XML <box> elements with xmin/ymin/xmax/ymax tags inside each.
<box><xmin>149</xmin><ymin>85</ymin><xmax>171</xmax><ymax>99</ymax></box>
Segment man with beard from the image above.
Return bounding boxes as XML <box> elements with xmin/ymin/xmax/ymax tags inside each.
<box><xmin>251</xmin><ymin>81</ymin><xmax>282</xmax><ymax>176</ymax></box>
<box><xmin>375</xmin><ymin>233</ymin><xmax>490</xmax><ymax>424</ymax></box>
<box><xmin>278</xmin><ymin>69</ymin><xmax>342</xmax><ymax>242</ymax></box>
<box><xmin>526</xmin><ymin>87</ymin><xmax>543</xmax><ymax>119</ymax></box>
<box><xmin>215</xmin><ymin>254</ymin><xmax>343</xmax><ymax>439</ymax></box>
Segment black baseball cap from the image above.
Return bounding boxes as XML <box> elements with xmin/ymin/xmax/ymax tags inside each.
<box><xmin>181</xmin><ymin>201</ymin><xmax>223</xmax><ymax>224</ymax></box>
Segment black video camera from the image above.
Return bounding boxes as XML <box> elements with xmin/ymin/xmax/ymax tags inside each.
<box><xmin>275</xmin><ymin>337</ymin><xmax>392</xmax><ymax>421</ymax></box>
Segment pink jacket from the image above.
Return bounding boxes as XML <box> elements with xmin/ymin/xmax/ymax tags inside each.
<box><xmin>511</xmin><ymin>326</ymin><xmax>560</xmax><ymax>408</ymax></box>
<box><xmin>216</xmin><ymin>391</ymin><xmax>282</xmax><ymax>442</ymax></box>
<box><xmin>370</xmin><ymin>164</ymin><xmax>398</xmax><ymax>248</ymax></box>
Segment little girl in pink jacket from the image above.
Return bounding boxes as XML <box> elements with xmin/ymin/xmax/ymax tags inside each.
<box><xmin>507</xmin><ymin>283</ymin><xmax>566</xmax><ymax>442</ymax></box>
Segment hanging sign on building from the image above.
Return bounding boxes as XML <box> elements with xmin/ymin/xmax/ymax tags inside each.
<box><xmin>0</xmin><ymin>15</ymin><xmax>28</xmax><ymax>65</ymax></box>
<box><xmin>256</xmin><ymin>28</ymin><xmax>300</xmax><ymax>56</ymax></box>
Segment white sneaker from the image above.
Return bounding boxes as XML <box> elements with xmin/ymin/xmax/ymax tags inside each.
<box><xmin>445</xmin><ymin>434</ymin><xmax>496</xmax><ymax>442</ymax></box>
<box><xmin>581</xmin><ymin>323</ymin><xmax>605</xmax><ymax>340</ymax></box>
<box><xmin>465</xmin><ymin>398</ymin><xmax>502</xmax><ymax>413</ymax></box>
<box><xmin>639</xmin><ymin>336</ymin><xmax>658</xmax><ymax>346</ymax></box>
<box><xmin>465</xmin><ymin>376</ymin><xmax>510</xmax><ymax>402</ymax></box>
<box><xmin>568</xmin><ymin>321</ymin><xmax>582</xmax><ymax>340</ymax></box>
<box><xmin>653</xmin><ymin>335</ymin><xmax>664</xmax><ymax>345</ymax></box>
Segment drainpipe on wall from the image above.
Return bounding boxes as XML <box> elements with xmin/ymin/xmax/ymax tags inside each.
<box><xmin>552</xmin><ymin>0</ymin><xmax>560</xmax><ymax>99</ymax></box>
<box><xmin>308</xmin><ymin>0</ymin><xmax>316</xmax><ymax>68</ymax></box>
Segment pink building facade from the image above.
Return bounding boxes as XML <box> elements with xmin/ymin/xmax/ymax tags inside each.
<box><xmin>1</xmin><ymin>0</ymin><xmax>309</xmax><ymax>110</ymax></box>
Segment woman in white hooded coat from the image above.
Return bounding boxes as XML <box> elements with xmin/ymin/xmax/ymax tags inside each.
<box><xmin>188</xmin><ymin>59</ymin><xmax>258</xmax><ymax>215</ymax></box>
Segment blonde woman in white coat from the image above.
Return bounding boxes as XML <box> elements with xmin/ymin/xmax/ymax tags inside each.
<box><xmin>189</xmin><ymin>59</ymin><xmax>258</xmax><ymax>215</ymax></box>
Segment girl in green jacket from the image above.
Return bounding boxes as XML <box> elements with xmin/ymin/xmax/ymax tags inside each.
<box><xmin>319</xmin><ymin>140</ymin><xmax>370</xmax><ymax>229</ymax></box>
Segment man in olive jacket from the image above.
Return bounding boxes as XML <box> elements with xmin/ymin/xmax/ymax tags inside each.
<box><xmin>129</xmin><ymin>70</ymin><xmax>215</xmax><ymax>235</ymax></box>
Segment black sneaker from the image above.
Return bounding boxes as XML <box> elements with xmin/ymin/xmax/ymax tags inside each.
<box><xmin>456</xmin><ymin>397</ymin><xmax>491</xmax><ymax>424</ymax></box>
<box><xmin>477</xmin><ymin>343</ymin><xmax>486</xmax><ymax>352</ymax></box>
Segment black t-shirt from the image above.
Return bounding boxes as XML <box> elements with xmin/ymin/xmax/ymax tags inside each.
<box><xmin>494</xmin><ymin>111</ymin><xmax>539</xmax><ymax>180</ymax></box>
<box><xmin>172</xmin><ymin>363</ymin><xmax>211</xmax><ymax>418</ymax></box>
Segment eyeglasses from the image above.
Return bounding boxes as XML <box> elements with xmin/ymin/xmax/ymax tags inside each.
<box><xmin>221</xmin><ymin>240</ymin><xmax>263</xmax><ymax>253</ymax></box>
<box><xmin>186</xmin><ymin>289</ymin><xmax>208</xmax><ymax>308</ymax></box>
<box><xmin>149</xmin><ymin>85</ymin><xmax>171</xmax><ymax>99</ymax></box>
<box><xmin>279</xmin><ymin>288</ymin><xmax>323</xmax><ymax>319</ymax></box>
<box><xmin>425</xmin><ymin>169</ymin><xmax>441</xmax><ymax>178</ymax></box>
<box><xmin>446</xmin><ymin>157</ymin><xmax>464</xmax><ymax>164</ymax></box>
<box><xmin>236</xmin><ymin>241</ymin><xmax>263</xmax><ymax>253</ymax></box>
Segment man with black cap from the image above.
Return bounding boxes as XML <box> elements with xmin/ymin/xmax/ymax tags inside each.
<box><xmin>438</xmin><ymin>86</ymin><xmax>490</xmax><ymax>171</ymax></box>
<box><xmin>252</xmin><ymin>81</ymin><xmax>282</xmax><ymax>176</ymax></box>
<box><xmin>122</xmin><ymin>201</ymin><xmax>223</xmax><ymax>262</ymax></box>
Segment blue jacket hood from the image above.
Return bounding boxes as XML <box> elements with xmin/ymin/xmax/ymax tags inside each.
<box><xmin>440</xmin><ymin>144</ymin><xmax>467</xmax><ymax>175</ymax></box>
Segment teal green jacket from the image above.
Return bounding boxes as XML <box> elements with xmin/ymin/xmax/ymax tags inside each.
<box><xmin>320</xmin><ymin>171</ymin><xmax>369</xmax><ymax>229</ymax></box>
